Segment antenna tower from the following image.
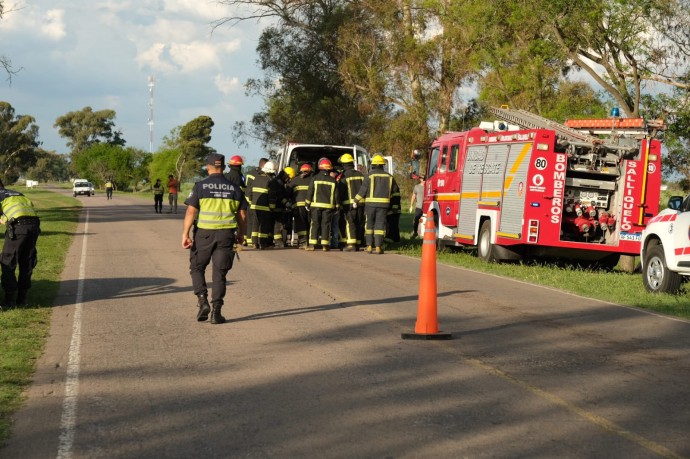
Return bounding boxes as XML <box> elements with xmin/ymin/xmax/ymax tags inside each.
<box><xmin>148</xmin><ymin>75</ymin><xmax>155</xmax><ymax>153</ymax></box>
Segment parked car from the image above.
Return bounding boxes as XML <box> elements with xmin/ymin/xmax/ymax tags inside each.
<box><xmin>73</xmin><ymin>180</ymin><xmax>94</xmax><ymax>197</ymax></box>
<box><xmin>640</xmin><ymin>195</ymin><xmax>690</xmax><ymax>293</ymax></box>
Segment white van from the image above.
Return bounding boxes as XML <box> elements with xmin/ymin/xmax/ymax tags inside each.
<box><xmin>73</xmin><ymin>180</ymin><xmax>94</xmax><ymax>197</ymax></box>
<box><xmin>274</xmin><ymin>143</ymin><xmax>393</xmax><ymax>174</ymax></box>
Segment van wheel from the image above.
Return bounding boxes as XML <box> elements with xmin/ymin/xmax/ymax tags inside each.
<box><xmin>643</xmin><ymin>242</ymin><xmax>682</xmax><ymax>294</ymax></box>
<box><xmin>477</xmin><ymin>220</ymin><xmax>496</xmax><ymax>262</ymax></box>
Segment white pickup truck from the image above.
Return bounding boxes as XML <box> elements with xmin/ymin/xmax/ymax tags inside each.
<box><xmin>641</xmin><ymin>195</ymin><xmax>690</xmax><ymax>293</ymax></box>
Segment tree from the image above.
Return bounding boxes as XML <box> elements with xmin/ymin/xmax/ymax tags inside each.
<box><xmin>160</xmin><ymin>116</ymin><xmax>216</xmax><ymax>184</ymax></box>
<box><xmin>0</xmin><ymin>101</ymin><xmax>40</xmax><ymax>183</ymax></box>
<box><xmin>226</xmin><ymin>1</ymin><xmax>367</xmax><ymax>149</ymax></box>
<box><xmin>73</xmin><ymin>143</ymin><xmax>151</xmax><ymax>191</ymax></box>
<box><xmin>25</xmin><ymin>150</ymin><xmax>70</xmax><ymax>183</ymax></box>
<box><xmin>1</xmin><ymin>1</ymin><xmax>18</xmax><ymax>82</ymax></box>
<box><xmin>54</xmin><ymin>106</ymin><xmax>125</xmax><ymax>155</ymax></box>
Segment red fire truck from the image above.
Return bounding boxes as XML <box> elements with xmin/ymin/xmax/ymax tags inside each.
<box><xmin>421</xmin><ymin>107</ymin><xmax>664</xmax><ymax>267</ymax></box>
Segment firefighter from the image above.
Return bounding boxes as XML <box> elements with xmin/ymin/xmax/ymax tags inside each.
<box><xmin>305</xmin><ymin>158</ymin><xmax>339</xmax><ymax>251</ymax></box>
<box><xmin>337</xmin><ymin>153</ymin><xmax>365</xmax><ymax>251</ymax></box>
<box><xmin>246</xmin><ymin>160</ymin><xmax>276</xmax><ymax>249</ymax></box>
<box><xmin>289</xmin><ymin>163</ymin><xmax>314</xmax><ymax>248</ymax></box>
<box><xmin>243</xmin><ymin>157</ymin><xmax>268</xmax><ymax>246</ymax></box>
<box><xmin>386</xmin><ymin>185</ymin><xmax>402</xmax><ymax>242</ymax></box>
<box><xmin>354</xmin><ymin>155</ymin><xmax>399</xmax><ymax>254</ymax></box>
<box><xmin>182</xmin><ymin>153</ymin><xmax>246</xmax><ymax>324</ymax></box>
<box><xmin>224</xmin><ymin>155</ymin><xmax>246</xmax><ymax>190</ymax></box>
<box><xmin>272</xmin><ymin>167</ymin><xmax>295</xmax><ymax>248</ymax></box>
<box><xmin>0</xmin><ymin>180</ymin><xmax>40</xmax><ymax>309</ymax></box>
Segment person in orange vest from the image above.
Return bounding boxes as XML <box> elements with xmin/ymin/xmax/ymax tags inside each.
<box><xmin>166</xmin><ymin>174</ymin><xmax>180</xmax><ymax>213</ymax></box>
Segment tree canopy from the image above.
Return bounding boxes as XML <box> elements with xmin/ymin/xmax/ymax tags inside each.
<box><xmin>0</xmin><ymin>101</ymin><xmax>40</xmax><ymax>183</ymax></box>
<box><xmin>54</xmin><ymin>106</ymin><xmax>125</xmax><ymax>155</ymax></box>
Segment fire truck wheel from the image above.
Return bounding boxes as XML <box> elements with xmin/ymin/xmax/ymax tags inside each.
<box><xmin>477</xmin><ymin>220</ymin><xmax>497</xmax><ymax>262</ymax></box>
<box><xmin>643</xmin><ymin>242</ymin><xmax>682</xmax><ymax>294</ymax></box>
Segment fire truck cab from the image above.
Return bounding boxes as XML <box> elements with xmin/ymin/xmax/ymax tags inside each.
<box><xmin>422</xmin><ymin>107</ymin><xmax>663</xmax><ymax>266</ymax></box>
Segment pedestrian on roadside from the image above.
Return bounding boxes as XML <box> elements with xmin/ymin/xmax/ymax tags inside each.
<box><xmin>153</xmin><ymin>178</ymin><xmax>164</xmax><ymax>213</ymax></box>
<box><xmin>0</xmin><ymin>180</ymin><xmax>40</xmax><ymax>309</ymax></box>
<box><xmin>167</xmin><ymin>174</ymin><xmax>179</xmax><ymax>213</ymax></box>
<box><xmin>105</xmin><ymin>178</ymin><xmax>114</xmax><ymax>200</ymax></box>
<box><xmin>409</xmin><ymin>175</ymin><xmax>425</xmax><ymax>238</ymax></box>
<box><xmin>182</xmin><ymin>153</ymin><xmax>246</xmax><ymax>324</ymax></box>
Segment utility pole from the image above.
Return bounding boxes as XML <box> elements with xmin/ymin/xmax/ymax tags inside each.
<box><xmin>148</xmin><ymin>75</ymin><xmax>155</xmax><ymax>154</ymax></box>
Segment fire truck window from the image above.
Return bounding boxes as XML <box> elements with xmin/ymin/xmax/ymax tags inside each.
<box><xmin>428</xmin><ymin>146</ymin><xmax>441</xmax><ymax>178</ymax></box>
<box><xmin>439</xmin><ymin>146</ymin><xmax>448</xmax><ymax>172</ymax></box>
<box><xmin>449</xmin><ymin>144</ymin><xmax>459</xmax><ymax>172</ymax></box>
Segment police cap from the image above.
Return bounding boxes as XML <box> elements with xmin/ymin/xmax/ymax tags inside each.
<box><xmin>206</xmin><ymin>153</ymin><xmax>225</xmax><ymax>168</ymax></box>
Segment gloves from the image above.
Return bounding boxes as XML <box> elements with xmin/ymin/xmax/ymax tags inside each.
<box><xmin>352</xmin><ymin>201</ymin><xmax>358</xmax><ymax>209</ymax></box>
<box><xmin>409</xmin><ymin>206</ymin><xmax>413</xmax><ymax>213</ymax></box>
<box><xmin>305</xmin><ymin>206</ymin><xmax>310</xmax><ymax>212</ymax></box>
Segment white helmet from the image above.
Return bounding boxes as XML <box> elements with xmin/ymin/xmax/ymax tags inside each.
<box><xmin>262</xmin><ymin>160</ymin><xmax>277</xmax><ymax>174</ymax></box>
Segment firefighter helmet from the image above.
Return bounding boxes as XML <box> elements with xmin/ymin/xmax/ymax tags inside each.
<box><xmin>339</xmin><ymin>153</ymin><xmax>354</xmax><ymax>164</ymax></box>
<box><xmin>228</xmin><ymin>155</ymin><xmax>244</xmax><ymax>166</ymax></box>
<box><xmin>283</xmin><ymin>167</ymin><xmax>296</xmax><ymax>179</ymax></box>
<box><xmin>318</xmin><ymin>158</ymin><xmax>333</xmax><ymax>171</ymax></box>
<box><xmin>262</xmin><ymin>161</ymin><xmax>277</xmax><ymax>174</ymax></box>
<box><xmin>299</xmin><ymin>163</ymin><xmax>313</xmax><ymax>172</ymax></box>
<box><xmin>371</xmin><ymin>155</ymin><xmax>386</xmax><ymax>166</ymax></box>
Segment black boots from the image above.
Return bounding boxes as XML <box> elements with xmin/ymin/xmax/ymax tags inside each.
<box><xmin>211</xmin><ymin>302</ymin><xmax>226</xmax><ymax>324</ymax></box>
<box><xmin>16</xmin><ymin>290</ymin><xmax>28</xmax><ymax>307</ymax></box>
<box><xmin>196</xmin><ymin>294</ymin><xmax>210</xmax><ymax>321</ymax></box>
<box><xmin>3</xmin><ymin>292</ymin><xmax>15</xmax><ymax>309</ymax></box>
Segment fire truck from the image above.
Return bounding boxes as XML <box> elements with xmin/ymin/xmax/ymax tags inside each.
<box><xmin>421</xmin><ymin>107</ymin><xmax>664</xmax><ymax>267</ymax></box>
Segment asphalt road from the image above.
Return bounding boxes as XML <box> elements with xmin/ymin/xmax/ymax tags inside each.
<box><xmin>3</xmin><ymin>190</ymin><xmax>690</xmax><ymax>458</ymax></box>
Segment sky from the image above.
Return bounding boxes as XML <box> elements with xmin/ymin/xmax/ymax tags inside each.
<box><xmin>0</xmin><ymin>0</ymin><xmax>271</xmax><ymax>165</ymax></box>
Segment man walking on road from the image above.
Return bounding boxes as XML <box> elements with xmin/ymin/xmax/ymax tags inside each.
<box><xmin>167</xmin><ymin>174</ymin><xmax>179</xmax><ymax>214</ymax></box>
<box><xmin>0</xmin><ymin>180</ymin><xmax>40</xmax><ymax>309</ymax></box>
<box><xmin>182</xmin><ymin>153</ymin><xmax>246</xmax><ymax>324</ymax></box>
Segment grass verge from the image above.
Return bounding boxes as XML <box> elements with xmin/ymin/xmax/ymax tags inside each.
<box><xmin>0</xmin><ymin>188</ymin><xmax>80</xmax><ymax>446</ymax></box>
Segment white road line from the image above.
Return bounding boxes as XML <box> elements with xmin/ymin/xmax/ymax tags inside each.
<box><xmin>56</xmin><ymin>209</ymin><xmax>89</xmax><ymax>459</ymax></box>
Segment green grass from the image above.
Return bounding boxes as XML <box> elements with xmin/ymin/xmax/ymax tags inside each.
<box><xmin>0</xmin><ymin>188</ymin><xmax>80</xmax><ymax>446</ymax></box>
<box><xmin>389</xmin><ymin>209</ymin><xmax>690</xmax><ymax>319</ymax></box>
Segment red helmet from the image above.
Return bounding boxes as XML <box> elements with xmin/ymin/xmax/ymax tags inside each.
<box><xmin>299</xmin><ymin>163</ymin><xmax>313</xmax><ymax>172</ymax></box>
<box><xmin>228</xmin><ymin>155</ymin><xmax>244</xmax><ymax>166</ymax></box>
<box><xmin>318</xmin><ymin>157</ymin><xmax>332</xmax><ymax>171</ymax></box>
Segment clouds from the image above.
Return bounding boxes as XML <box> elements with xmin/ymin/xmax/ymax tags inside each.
<box><xmin>0</xmin><ymin>0</ymin><xmax>267</xmax><ymax>162</ymax></box>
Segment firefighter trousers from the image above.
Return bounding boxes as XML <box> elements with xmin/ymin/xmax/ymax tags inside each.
<box><xmin>386</xmin><ymin>212</ymin><xmax>401</xmax><ymax>242</ymax></box>
<box><xmin>293</xmin><ymin>206</ymin><xmax>309</xmax><ymax>246</ymax></box>
<box><xmin>309</xmin><ymin>208</ymin><xmax>333</xmax><ymax>247</ymax></box>
<box><xmin>342</xmin><ymin>206</ymin><xmax>364</xmax><ymax>246</ymax></box>
<box><xmin>251</xmin><ymin>209</ymin><xmax>274</xmax><ymax>248</ymax></box>
<box><xmin>189</xmin><ymin>228</ymin><xmax>235</xmax><ymax>304</ymax></box>
<box><xmin>364</xmin><ymin>206</ymin><xmax>388</xmax><ymax>248</ymax></box>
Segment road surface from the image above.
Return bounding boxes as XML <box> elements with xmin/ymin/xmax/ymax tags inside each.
<box><xmin>3</xmin><ymin>190</ymin><xmax>689</xmax><ymax>458</ymax></box>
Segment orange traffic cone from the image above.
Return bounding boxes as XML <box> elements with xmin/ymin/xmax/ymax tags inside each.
<box><xmin>402</xmin><ymin>211</ymin><xmax>452</xmax><ymax>340</ymax></box>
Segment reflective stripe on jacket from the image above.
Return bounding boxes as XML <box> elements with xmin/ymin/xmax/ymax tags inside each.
<box><xmin>305</xmin><ymin>171</ymin><xmax>338</xmax><ymax>209</ymax></box>
<box><xmin>1</xmin><ymin>194</ymin><xmax>38</xmax><ymax>220</ymax></box>
<box><xmin>355</xmin><ymin>169</ymin><xmax>399</xmax><ymax>208</ymax></box>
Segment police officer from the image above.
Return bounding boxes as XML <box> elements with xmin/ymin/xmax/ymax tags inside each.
<box><xmin>0</xmin><ymin>180</ymin><xmax>40</xmax><ymax>309</ymax></box>
<box><xmin>305</xmin><ymin>158</ymin><xmax>339</xmax><ymax>251</ymax></box>
<box><xmin>354</xmin><ymin>155</ymin><xmax>399</xmax><ymax>254</ymax></box>
<box><xmin>182</xmin><ymin>153</ymin><xmax>246</xmax><ymax>324</ymax></box>
<box><xmin>337</xmin><ymin>154</ymin><xmax>365</xmax><ymax>251</ymax></box>
<box><xmin>289</xmin><ymin>163</ymin><xmax>314</xmax><ymax>249</ymax></box>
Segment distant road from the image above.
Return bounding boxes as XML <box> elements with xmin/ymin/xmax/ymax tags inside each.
<box><xmin>3</xmin><ymin>191</ymin><xmax>689</xmax><ymax>458</ymax></box>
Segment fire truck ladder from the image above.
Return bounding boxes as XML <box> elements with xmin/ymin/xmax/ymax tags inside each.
<box><xmin>489</xmin><ymin>106</ymin><xmax>601</xmax><ymax>145</ymax></box>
